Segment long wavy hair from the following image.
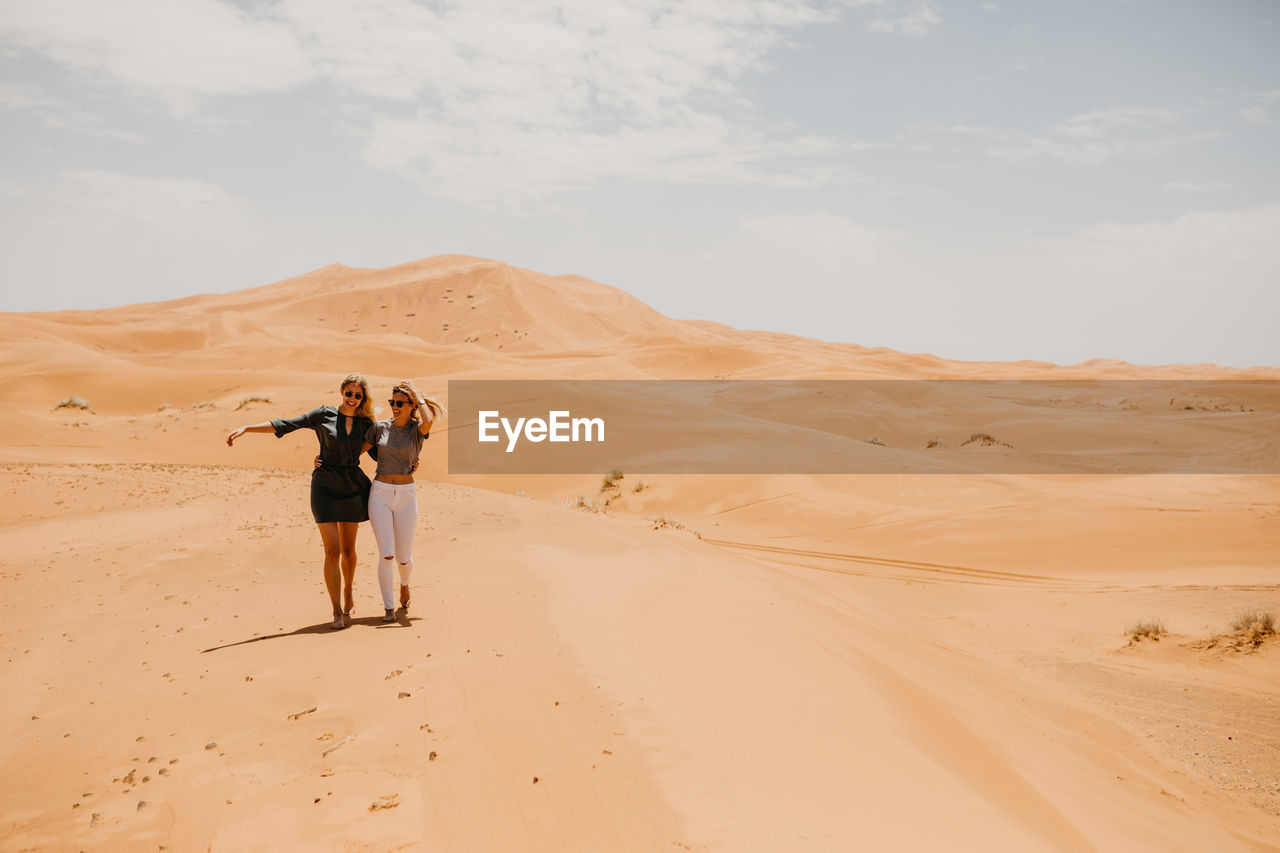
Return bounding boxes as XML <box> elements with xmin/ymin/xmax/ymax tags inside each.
<box><xmin>393</xmin><ymin>383</ymin><xmax>446</xmax><ymax>425</ymax></box>
<box><xmin>339</xmin><ymin>374</ymin><xmax>374</xmax><ymax>419</ymax></box>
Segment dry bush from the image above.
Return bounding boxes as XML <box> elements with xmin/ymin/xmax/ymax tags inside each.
<box><xmin>1186</xmin><ymin>610</ymin><xmax>1276</xmax><ymax>653</ymax></box>
<box><xmin>1127</xmin><ymin>619</ymin><xmax>1166</xmax><ymax>641</ymax></box>
<box><xmin>235</xmin><ymin>395</ymin><xmax>271</xmax><ymax>410</ymax></box>
<box><xmin>925</xmin><ymin>437</ymin><xmax>944</xmax><ymax>448</ymax></box>
<box><xmin>192</xmin><ymin>400</ymin><xmax>217</xmax><ymax>409</ymax></box>
<box><xmin>565</xmin><ymin>494</ymin><xmax>603</xmax><ymax>513</ymax></box>
<box><xmin>601</xmin><ymin>467</ymin><xmax>624</xmax><ymax>490</ymax></box>
<box><xmin>865</xmin><ymin>436</ymin><xmax>887</xmax><ymax>447</ymax></box>
<box><xmin>961</xmin><ymin>432</ymin><xmax>1012</xmax><ymax>448</ymax></box>
<box><xmin>1229</xmin><ymin>610</ymin><xmax>1276</xmax><ymax>645</ymax></box>
<box><xmin>53</xmin><ymin>396</ymin><xmax>91</xmax><ymax>411</ymax></box>
<box><xmin>632</xmin><ymin>480</ymin><xmax>647</xmax><ymax>493</ymax></box>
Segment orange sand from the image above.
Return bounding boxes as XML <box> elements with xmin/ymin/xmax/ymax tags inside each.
<box><xmin>1</xmin><ymin>255</ymin><xmax>1277</xmax><ymax>851</ymax></box>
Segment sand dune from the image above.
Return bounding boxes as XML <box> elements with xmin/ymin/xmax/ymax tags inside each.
<box><xmin>1</xmin><ymin>254</ymin><xmax>1277</xmax><ymax>850</ymax></box>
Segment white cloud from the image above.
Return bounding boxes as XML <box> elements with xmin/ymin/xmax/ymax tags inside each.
<box><xmin>361</xmin><ymin>110</ymin><xmax>853</xmax><ymax>203</ymax></box>
<box><xmin>0</xmin><ymin>170</ymin><xmax>265</xmax><ymax>310</ymax></box>
<box><xmin>1055</xmin><ymin>107</ymin><xmax>1177</xmax><ymax>139</ymax></box>
<box><xmin>704</xmin><ymin>205</ymin><xmax>1280</xmax><ymax>366</ymax></box>
<box><xmin>1239</xmin><ymin>89</ymin><xmax>1280</xmax><ymax>125</ymax></box>
<box><xmin>0</xmin><ymin>81</ymin><xmax>149</xmax><ymax>142</ymax></box>
<box><xmin>867</xmin><ymin>1</ymin><xmax>942</xmax><ymax>38</ymax></box>
<box><xmin>735</xmin><ymin>212</ymin><xmax>904</xmax><ymax>271</ymax></box>
<box><xmin>278</xmin><ymin>0</ymin><xmax>834</xmax><ymax>110</ymax></box>
<box><xmin>1</xmin><ymin>0</ymin><xmax>851</xmax><ymax>199</ymax></box>
<box><xmin>0</xmin><ymin>81</ymin><xmax>59</xmax><ymax>110</ymax></box>
<box><xmin>300</xmin><ymin>0</ymin><xmax>849</xmax><ymax>201</ymax></box>
<box><xmin>1037</xmin><ymin>205</ymin><xmax>1280</xmax><ymax>286</ymax></box>
<box><xmin>47</xmin><ymin>170</ymin><xmax>250</xmax><ymax>240</ymax></box>
<box><xmin>928</xmin><ymin>105</ymin><xmax>1207</xmax><ymax>165</ymax></box>
<box><xmin>0</xmin><ymin>0</ymin><xmax>315</xmax><ymax>113</ymax></box>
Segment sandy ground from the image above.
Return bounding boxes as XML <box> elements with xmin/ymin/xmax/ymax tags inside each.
<box><xmin>1</xmin><ymin>255</ymin><xmax>1278</xmax><ymax>851</ymax></box>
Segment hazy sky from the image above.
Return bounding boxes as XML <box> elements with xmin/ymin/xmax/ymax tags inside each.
<box><xmin>1</xmin><ymin>0</ymin><xmax>1277</xmax><ymax>366</ymax></box>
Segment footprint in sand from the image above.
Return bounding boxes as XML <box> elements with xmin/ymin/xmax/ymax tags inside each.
<box><xmin>369</xmin><ymin>794</ymin><xmax>400</xmax><ymax>811</ymax></box>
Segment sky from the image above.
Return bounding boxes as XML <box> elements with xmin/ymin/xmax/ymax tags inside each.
<box><xmin>0</xmin><ymin>0</ymin><xmax>1277</xmax><ymax>367</ymax></box>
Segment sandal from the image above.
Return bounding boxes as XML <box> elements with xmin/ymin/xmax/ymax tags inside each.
<box><xmin>382</xmin><ymin>609</ymin><xmax>396</xmax><ymax>623</ymax></box>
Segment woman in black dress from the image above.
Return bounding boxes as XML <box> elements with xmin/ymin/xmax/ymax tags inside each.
<box><xmin>227</xmin><ymin>373</ymin><xmax>375</xmax><ymax>629</ymax></box>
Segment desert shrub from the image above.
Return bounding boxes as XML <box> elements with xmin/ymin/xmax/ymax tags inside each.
<box><xmin>926</xmin><ymin>437</ymin><xmax>944</xmax><ymax>448</ymax></box>
<box><xmin>53</xmin><ymin>396</ymin><xmax>91</xmax><ymax>411</ymax></box>
<box><xmin>601</xmin><ymin>467</ymin><xmax>624</xmax><ymax>490</ymax></box>
<box><xmin>192</xmin><ymin>400</ymin><xmax>217</xmax><ymax>409</ymax></box>
<box><xmin>865</xmin><ymin>437</ymin><xmax>886</xmax><ymax>447</ymax></box>
<box><xmin>1127</xmin><ymin>619</ymin><xmax>1166</xmax><ymax>641</ymax></box>
<box><xmin>633</xmin><ymin>480</ymin><xmax>647</xmax><ymax>493</ymax></box>
<box><xmin>565</xmin><ymin>494</ymin><xmax>602</xmax><ymax>513</ymax></box>
<box><xmin>1230</xmin><ymin>610</ymin><xmax>1276</xmax><ymax>642</ymax></box>
<box><xmin>961</xmin><ymin>432</ymin><xmax>1014</xmax><ymax>448</ymax></box>
<box><xmin>235</xmin><ymin>395</ymin><xmax>271</xmax><ymax>410</ymax></box>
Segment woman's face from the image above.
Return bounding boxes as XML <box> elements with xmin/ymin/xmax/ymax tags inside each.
<box><xmin>389</xmin><ymin>390</ymin><xmax>414</xmax><ymax>418</ymax></box>
<box><xmin>340</xmin><ymin>383</ymin><xmax>365</xmax><ymax>409</ymax></box>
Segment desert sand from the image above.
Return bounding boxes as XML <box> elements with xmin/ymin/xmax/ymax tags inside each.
<box><xmin>1</xmin><ymin>254</ymin><xmax>1277</xmax><ymax>851</ymax></box>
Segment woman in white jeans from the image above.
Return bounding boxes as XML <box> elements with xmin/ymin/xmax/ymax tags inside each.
<box><xmin>364</xmin><ymin>379</ymin><xmax>445</xmax><ymax>623</ymax></box>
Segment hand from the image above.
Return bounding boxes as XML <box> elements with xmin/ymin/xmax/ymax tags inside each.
<box><xmin>226</xmin><ymin>427</ymin><xmax>245</xmax><ymax>446</ymax></box>
<box><xmin>399</xmin><ymin>379</ymin><xmax>423</xmax><ymax>405</ymax></box>
<box><xmin>314</xmin><ymin>455</ymin><xmax>323</xmax><ymax>469</ymax></box>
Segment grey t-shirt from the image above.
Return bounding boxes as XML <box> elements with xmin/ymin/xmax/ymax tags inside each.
<box><xmin>365</xmin><ymin>419</ymin><xmax>426</xmax><ymax>476</ymax></box>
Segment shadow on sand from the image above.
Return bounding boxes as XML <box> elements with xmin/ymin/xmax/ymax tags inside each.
<box><xmin>201</xmin><ymin>611</ymin><xmax>414</xmax><ymax>653</ymax></box>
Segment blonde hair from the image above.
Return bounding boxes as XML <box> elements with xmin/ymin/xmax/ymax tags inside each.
<box><xmin>393</xmin><ymin>383</ymin><xmax>446</xmax><ymax>425</ymax></box>
<box><xmin>339</xmin><ymin>374</ymin><xmax>374</xmax><ymax>419</ymax></box>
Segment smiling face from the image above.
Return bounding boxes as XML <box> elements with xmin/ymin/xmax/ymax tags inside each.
<box><xmin>340</xmin><ymin>382</ymin><xmax>365</xmax><ymax>411</ymax></box>
<box><xmin>388</xmin><ymin>389</ymin><xmax>415</xmax><ymax>423</ymax></box>
<box><xmin>336</xmin><ymin>373</ymin><xmax>373</xmax><ymax>418</ymax></box>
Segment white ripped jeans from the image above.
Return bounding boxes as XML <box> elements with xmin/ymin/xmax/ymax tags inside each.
<box><xmin>368</xmin><ymin>480</ymin><xmax>417</xmax><ymax>610</ymax></box>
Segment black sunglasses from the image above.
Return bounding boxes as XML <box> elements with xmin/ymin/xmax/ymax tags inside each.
<box><xmin>343</xmin><ymin>390</ymin><xmax>364</xmax><ymax>400</ymax></box>
<box><xmin>388</xmin><ymin>399</ymin><xmax>412</xmax><ymax>408</ymax></box>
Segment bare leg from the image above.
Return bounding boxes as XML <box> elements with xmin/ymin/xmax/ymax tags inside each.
<box><xmin>316</xmin><ymin>523</ymin><xmax>344</xmax><ymax>629</ymax></box>
<box><xmin>338</xmin><ymin>521</ymin><xmax>360</xmax><ymax>621</ymax></box>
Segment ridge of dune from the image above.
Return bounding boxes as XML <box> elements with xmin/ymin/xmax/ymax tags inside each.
<box><xmin>3</xmin><ymin>253</ymin><xmax>1276</xmax><ymax>423</ymax></box>
<box><xmin>6</xmin><ymin>253</ymin><xmax>1275</xmax><ymax>386</ymax></box>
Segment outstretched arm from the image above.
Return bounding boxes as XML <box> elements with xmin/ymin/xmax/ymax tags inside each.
<box><xmin>227</xmin><ymin>422</ymin><xmax>274</xmax><ymax>446</ymax></box>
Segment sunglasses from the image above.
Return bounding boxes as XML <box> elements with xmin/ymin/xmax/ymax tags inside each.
<box><xmin>343</xmin><ymin>390</ymin><xmax>364</xmax><ymax>400</ymax></box>
<box><xmin>388</xmin><ymin>399</ymin><xmax>412</xmax><ymax>408</ymax></box>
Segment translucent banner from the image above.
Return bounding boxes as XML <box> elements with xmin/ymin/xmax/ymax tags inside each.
<box><xmin>446</xmin><ymin>380</ymin><xmax>1280</xmax><ymax>474</ymax></box>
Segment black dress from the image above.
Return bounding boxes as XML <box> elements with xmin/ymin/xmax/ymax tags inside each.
<box><xmin>271</xmin><ymin>406</ymin><xmax>374</xmax><ymax>523</ymax></box>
